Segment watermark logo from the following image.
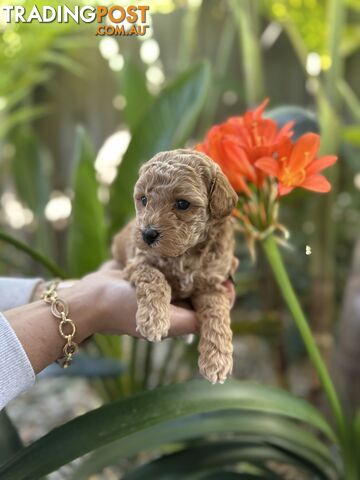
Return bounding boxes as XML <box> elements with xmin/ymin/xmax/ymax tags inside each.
<box><xmin>0</xmin><ymin>4</ymin><xmax>150</xmax><ymax>37</ymax></box>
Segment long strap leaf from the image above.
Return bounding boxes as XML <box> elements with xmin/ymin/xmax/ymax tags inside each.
<box><xmin>0</xmin><ymin>380</ymin><xmax>336</xmax><ymax>480</ymax></box>
<box><xmin>0</xmin><ymin>231</ymin><xmax>65</xmax><ymax>278</ymax></box>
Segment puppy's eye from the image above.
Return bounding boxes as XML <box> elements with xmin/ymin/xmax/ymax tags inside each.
<box><xmin>175</xmin><ymin>199</ymin><xmax>190</xmax><ymax>210</ymax></box>
<box><xmin>140</xmin><ymin>196</ymin><xmax>147</xmax><ymax>206</ymax></box>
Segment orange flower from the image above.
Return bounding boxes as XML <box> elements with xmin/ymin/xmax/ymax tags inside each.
<box><xmin>222</xmin><ymin>99</ymin><xmax>294</xmax><ymax>163</ymax></box>
<box><xmin>196</xmin><ymin>99</ymin><xmax>294</xmax><ymax>195</ymax></box>
<box><xmin>255</xmin><ymin>133</ymin><xmax>337</xmax><ymax>196</ymax></box>
<box><xmin>196</xmin><ymin>125</ymin><xmax>254</xmax><ymax>194</ymax></box>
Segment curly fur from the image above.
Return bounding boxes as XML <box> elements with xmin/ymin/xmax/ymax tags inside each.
<box><xmin>112</xmin><ymin>149</ymin><xmax>238</xmax><ymax>383</ymax></box>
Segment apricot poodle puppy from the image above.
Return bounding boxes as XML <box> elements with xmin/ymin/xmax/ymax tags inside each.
<box><xmin>112</xmin><ymin>149</ymin><xmax>238</xmax><ymax>383</ymax></box>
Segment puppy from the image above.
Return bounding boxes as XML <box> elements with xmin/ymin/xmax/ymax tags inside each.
<box><xmin>112</xmin><ymin>149</ymin><xmax>238</xmax><ymax>383</ymax></box>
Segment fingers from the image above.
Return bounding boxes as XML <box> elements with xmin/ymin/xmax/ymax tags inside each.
<box><xmin>223</xmin><ymin>280</ymin><xmax>236</xmax><ymax>308</ymax></box>
<box><xmin>99</xmin><ymin>260</ymin><xmax>123</xmax><ymax>271</ymax></box>
<box><xmin>127</xmin><ymin>305</ymin><xmax>197</xmax><ymax>339</ymax></box>
<box><xmin>168</xmin><ymin>305</ymin><xmax>199</xmax><ymax>337</ymax></box>
<box><xmin>105</xmin><ymin>304</ymin><xmax>198</xmax><ymax>339</ymax></box>
<box><xmin>94</xmin><ymin>268</ymin><xmax>233</xmax><ymax>340</ymax></box>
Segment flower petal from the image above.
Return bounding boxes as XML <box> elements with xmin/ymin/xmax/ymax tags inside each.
<box><xmin>243</xmin><ymin>98</ymin><xmax>269</xmax><ymax>125</ymax></box>
<box><xmin>223</xmin><ymin>141</ymin><xmax>257</xmax><ymax>183</ymax></box>
<box><xmin>276</xmin><ymin>121</ymin><xmax>294</xmax><ymax>141</ymax></box>
<box><xmin>288</xmin><ymin>133</ymin><xmax>321</xmax><ymax>171</ymax></box>
<box><xmin>195</xmin><ymin>143</ymin><xmax>207</xmax><ymax>154</ymax></box>
<box><xmin>234</xmin><ymin>175</ymin><xmax>252</xmax><ymax>196</ymax></box>
<box><xmin>223</xmin><ymin>118</ymin><xmax>245</xmax><ymax>137</ymax></box>
<box><xmin>256</xmin><ymin>119</ymin><xmax>278</xmax><ymax>145</ymax></box>
<box><xmin>305</xmin><ymin>155</ymin><xmax>337</xmax><ymax>176</ymax></box>
<box><xmin>253</xmin><ymin>98</ymin><xmax>270</xmax><ymax>119</ymax></box>
<box><xmin>278</xmin><ymin>184</ymin><xmax>294</xmax><ymax>196</ymax></box>
<box><xmin>205</xmin><ymin>126</ymin><xmax>225</xmax><ymax>164</ymax></box>
<box><xmin>277</xmin><ymin>137</ymin><xmax>293</xmax><ymax>159</ymax></box>
<box><xmin>300</xmin><ymin>174</ymin><xmax>331</xmax><ymax>193</ymax></box>
<box><xmin>255</xmin><ymin>157</ymin><xmax>280</xmax><ymax>177</ymax></box>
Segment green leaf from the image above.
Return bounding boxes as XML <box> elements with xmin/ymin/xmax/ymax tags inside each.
<box><xmin>10</xmin><ymin>128</ymin><xmax>53</xmax><ymax>256</ymax></box>
<box><xmin>266</xmin><ymin>105</ymin><xmax>319</xmax><ymax>140</ymax></box>
<box><xmin>342</xmin><ymin>124</ymin><xmax>360</xmax><ymax>147</ymax></box>
<box><xmin>11</xmin><ymin>129</ymin><xmax>50</xmax><ymax>214</ymax></box>
<box><xmin>123</xmin><ymin>441</ymin><xmax>334</xmax><ymax>480</ymax></box>
<box><xmin>0</xmin><ymin>106</ymin><xmax>49</xmax><ymax>139</ymax></box>
<box><xmin>355</xmin><ymin>409</ymin><xmax>360</xmax><ymax>444</ymax></box>
<box><xmin>0</xmin><ymin>411</ymin><xmax>23</xmax><ymax>466</ymax></box>
<box><xmin>67</xmin><ymin>127</ymin><xmax>107</xmax><ymax>277</ymax></box>
<box><xmin>41</xmin><ymin>51</ymin><xmax>85</xmax><ymax>76</ymax></box>
<box><xmin>354</xmin><ymin>410</ymin><xmax>360</xmax><ymax>476</ymax></box>
<box><xmin>199</xmin><ymin>472</ymin><xmax>276</xmax><ymax>480</ymax></box>
<box><xmin>122</xmin><ymin>60</ymin><xmax>153</xmax><ymax>131</ymax></box>
<box><xmin>109</xmin><ymin>61</ymin><xmax>211</xmax><ymax>231</ymax></box>
<box><xmin>74</xmin><ymin>410</ymin><xmax>340</xmax><ymax>479</ymax></box>
<box><xmin>0</xmin><ymin>230</ymin><xmax>65</xmax><ymax>278</ymax></box>
<box><xmin>0</xmin><ymin>380</ymin><xmax>336</xmax><ymax>480</ymax></box>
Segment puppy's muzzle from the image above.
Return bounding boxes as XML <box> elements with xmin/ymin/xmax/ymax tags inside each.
<box><xmin>142</xmin><ymin>227</ymin><xmax>160</xmax><ymax>245</ymax></box>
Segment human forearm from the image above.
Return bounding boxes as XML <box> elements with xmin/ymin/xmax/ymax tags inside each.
<box><xmin>3</xmin><ymin>270</ymin><xmax>200</xmax><ymax>376</ymax></box>
<box><xmin>4</xmin><ymin>284</ymin><xmax>99</xmax><ymax>374</ymax></box>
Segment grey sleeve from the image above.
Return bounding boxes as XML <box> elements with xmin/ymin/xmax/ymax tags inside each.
<box><xmin>0</xmin><ymin>277</ymin><xmax>42</xmax><ymax>311</ymax></box>
<box><xmin>0</xmin><ymin>312</ymin><xmax>35</xmax><ymax>410</ymax></box>
<box><xmin>0</xmin><ymin>277</ymin><xmax>41</xmax><ymax>408</ymax></box>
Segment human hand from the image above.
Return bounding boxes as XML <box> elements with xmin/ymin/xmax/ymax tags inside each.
<box><xmin>74</xmin><ymin>270</ymin><xmax>199</xmax><ymax>338</ymax></box>
<box><xmin>59</xmin><ymin>270</ymin><xmax>235</xmax><ymax>341</ymax></box>
<box><xmin>15</xmin><ymin>268</ymin><xmax>234</xmax><ymax>375</ymax></box>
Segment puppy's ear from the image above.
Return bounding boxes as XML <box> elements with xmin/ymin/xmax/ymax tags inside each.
<box><xmin>209</xmin><ymin>169</ymin><xmax>238</xmax><ymax>219</ymax></box>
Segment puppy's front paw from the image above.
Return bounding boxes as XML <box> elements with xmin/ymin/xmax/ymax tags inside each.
<box><xmin>136</xmin><ymin>300</ymin><xmax>170</xmax><ymax>342</ymax></box>
<box><xmin>198</xmin><ymin>347</ymin><xmax>233</xmax><ymax>384</ymax></box>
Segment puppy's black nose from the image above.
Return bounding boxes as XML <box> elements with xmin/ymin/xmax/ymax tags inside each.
<box><xmin>142</xmin><ymin>228</ymin><xmax>160</xmax><ymax>245</ymax></box>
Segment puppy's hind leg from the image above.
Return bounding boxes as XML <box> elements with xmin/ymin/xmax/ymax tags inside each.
<box><xmin>192</xmin><ymin>291</ymin><xmax>233</xmax><ymax>384</ymax></box>
<box><xmin>127</xmin><ymin>263</ymin><xmax>171</xmax><ymax>342</ymax></box>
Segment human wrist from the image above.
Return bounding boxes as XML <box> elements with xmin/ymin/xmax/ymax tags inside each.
<box><xmin>31</xmin><ymin>280</ymin><xmax>46</xmax><ymax>301</ymax></box>
<box><xmin>67</xmin><ymin>271</ymin><xmax>132</xmax><ymax>335</ymax></box>
<box><xmin>32</xmin><ymin>279</ymin><xmax>76</xmax><ymax>302</ymax></box>
<box><xmin>56</xmin><ymin>282</ymin><xmax>100</xmax><ymax>343</ymax></box>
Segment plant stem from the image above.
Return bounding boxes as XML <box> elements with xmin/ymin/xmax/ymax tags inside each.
<box><xmin>337</xmin><ymin>79</ymin><xmax>360</xmax><ymax>122</ymax></box>
<box><xmin>176</xmin><ymin>0</ymin><xmax>202</xmax><ymax>72</ymax></box>
<box><xmin>199</xmin><ymin>12</ymin><xmax>236</xmax><ymax>133</ymax></box>
<box><xmin>0</xmin><ymin>230</ymin><xmax>66</xmax><ymax>278</ymax></box>
<box><xmin>310</xmin><ymin>0</ymin><xmax>345</xmax><ymax>350</ymax></box>
<box><xmin>231</xmin><ymin>0</ymin><xmax>265</xmax><ymax>106</ymax></box>
<box><xmin>261</xmin><ymin>235</ymin><xmax>346</xmax><ymax>438</ymax></box>
<box><xmin>325</xmin><ymin>0</ymin><xmax>345</xmax><ymax>109</ymax></box>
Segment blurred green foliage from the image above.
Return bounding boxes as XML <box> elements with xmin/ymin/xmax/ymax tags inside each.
<box><xmin>0</xmin><ymin>0</ymin><xmax>90</xmax><ymax>138</ymax></box>
<box><xmin>67</xmin><ymin>127</ymin><xmax>107</xmax><ymax>277</ymax></box>
<box><xmin>0</xmin><ymin>0</ymin><xmax>360</xmax><ymax>478</ymax></box>
<box><xmin>265</xmin><ymin>0</ymin><xmax>360</xmax><ymax>58</ymax></box>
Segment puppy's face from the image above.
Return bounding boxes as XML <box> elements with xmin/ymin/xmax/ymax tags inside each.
<box><xmin>133</xmin><ymin>150</ymin><xmax>237</xmax><ymax>257</ymax></box>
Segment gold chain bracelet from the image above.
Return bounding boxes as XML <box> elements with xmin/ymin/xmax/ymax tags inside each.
<box><xmin>41</xmin><ymin>280</ymin><xmax>78</xmax><ymax>368</ymax></box>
